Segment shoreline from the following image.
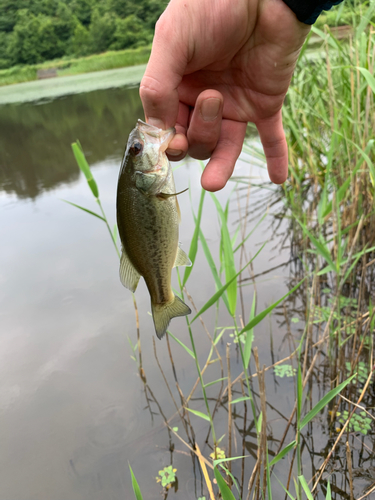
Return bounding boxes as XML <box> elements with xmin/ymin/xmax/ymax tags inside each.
<box><xmin>0</xmin><ymin>64</ymin><xmax>146</xmax><ymax>105</ymax></box>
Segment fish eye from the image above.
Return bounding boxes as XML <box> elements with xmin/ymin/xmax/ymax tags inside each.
<box><xmin>130</xmin><ymin>141</ymin><xmax>143</xmax><ymax>156</ymax></box>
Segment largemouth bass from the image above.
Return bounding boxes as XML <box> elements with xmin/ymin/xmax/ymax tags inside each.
<box><xmin>116</xmin><ymin>119</ymin><xmax>191</xmax><ymax>339</ymax></box>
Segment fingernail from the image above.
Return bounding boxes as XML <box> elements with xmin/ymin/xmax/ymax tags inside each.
<box><xmin>147</xmin><ymin>117</ymin><xmax>165</xmax><ymax>129</ymax></box>
<box><xmin>200</xmin><ymin>98</ymin><xmax>221</xmax><ymax>121</ymax></box>
<box><xmin>168</xmin><ymin>149</ymin><xmax>183</xmax><ymax>156</ymax></box>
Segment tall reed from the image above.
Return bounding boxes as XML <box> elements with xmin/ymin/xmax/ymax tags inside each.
<box><xmin>68</xmin><ymin>12</ymin><xmax>375</xmax><ymax>499</ymax></box>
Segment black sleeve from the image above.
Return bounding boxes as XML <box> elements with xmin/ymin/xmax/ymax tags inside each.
<box><xmin>281</xmin><ymin>1</ymin><xmax>344</xmax><ymax>24</ymax></box>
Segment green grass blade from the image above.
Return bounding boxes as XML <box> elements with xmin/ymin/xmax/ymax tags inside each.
<box><xmin>71</xmin><ymin>142</ymin><xmax>99</xmax><ymax>198</ymax></box>
<box><xmin>317</xmin><ymin>182</ymin><xmax>329</xmax><ymax>225</ymax></box>
<box><xmin>318</xmin><ymin>244</ymin><xmax>375</xmax><ymax>278</ymax></box>
<box><xmin>61</xmin><ymin>200</ymin><xmax>105</xmax><ymax>221</ymax></box>
<box><xmin>268</xmin><ymin>440</ymin><xmax>297</xmax><ymax>467</ymax></box>
<box><xmin>185</xmin><ymin>408</ymin><xmax>211</xmax><ymax>422</ymax></box>
<box><xmin>217</xmin><ymin>465</ymin><xmax>241</xmax><ymax>497</ymax></box>
<box><xmin>274</xmin><ymin>474</ymin><xmax>296</xmax><ymax>500</ymax></box>
<box><xmin>230</xmin><ymin>396</ymin><xmax>251</xmax><ymax>405</ymax></box>
<box><xmin>168</xmin><ymin>331</ymin><xmax>194</xmax><ymax>358</ymax></box>
<box><xmin>233</xmin><ymin>213</ymin><xmax>267</xmax><ymax>254</ymax></box>
<box><xmin>231</xmin><ymin>223</ymin><xmax>240</xmax><ymax>249</ymax></box>
<box><xmin>214</xmin><ymin>327</ymin><xmax>228</xmax><ymax>346</ymax></box>
<box><xmin>190</xmin><ymin>260</ymin><xmax>248</xmax><ymax>323</ymax></box>
<box><xmin>342</xmin><ymin>245</ymin><xmax>368</xmax><ymax>284</ymax></box>
<box><xmin>129</xmin><ymin>464</ymin><xmax>143</xmax><ymax>500</ymax></box>
<box><xmin>355</xmin><ymin>1</ymin><xmax>375</xmax><ymax>40</ymax></box>
<box><xmin>214</xmin><ymin>457</ymin><xmax>246</xmax><ymax>497</ymax></box>
<box><xmin>297</xmin><ymin>365</ymin><xmax>303</xmax><ymax>424</ymax></box>
<box><xmin>298</xmin><ymin>30</ymin><xmax>312</xmax><ymax>60</ymax></box>
<box><xmin>214</xmin><ymin>466</ymin><xmax>236</xmax><ymax>500</ymax></box>
<box><xmin>283</xmin><ymin>106</ymin><xmax>305</xmax><ymax>152</ymax></box>
<box><xmin>113</xmin><ymin>224</ymin><xmax>118</xmax><ymax>246</ymax></box>
<box><xmin>357</xmin><ymin>67</ymin><xmax>375</xmax><ymax>94</ymax></box>
<box><xmin>326</xmin><ymin>481</ymin><xmax>331</xmax><ymax>500</ymax></box>
<box><xmin>72</xmin><ymin>140</ymin><xmax>91</xmax><ymax>178</ymax></box>
<box><xmin>310</xmin><ymin>25</ymin><xmax>340</xmax><ymax>49</ymax></box>
<box><xmin>239</xmin><ymin>279</ymin><xmax>305</xmax><ymax>335</ymax></box>
<box><xmin>243</xmin><ymin>292</ymin><xmax>256</xmax><ymax>369</ymax></box>
<box><xmin>214</xmin><ymin>456</ymin><xmax>247</xmax><ymax>468</ymax></box>
<box><xmin>330</xmin><ymin>133</ymin><xmax>375</xmax><ymax>187</ymax></box>
<box><xmin>293</xmin><ymin>478</ymin><xmax>299</xmax><ymax>500</ymax></box>
<box><xmin>183</xmin><ymin>188</ymin><xmax>205</xmax><ymax>285</ymax></box>
<box><xmin>298</xmin><ymin>475</ymin><xmax>314</xmax><ymax>500</ymax></box>
<box><xmin>210</xmin><ymin>193</ymin><xmax>237</xmax><ymax>316</ymax></box>
<box><xmin>191</xmin><ymin>247</ymin><xmax>264</xmax><ymax>323</ymax></box>
<box><xmin>300</xmin><ymin>374</ymin><xmax>356</xmax><ymax>429</ymax></box>
<box><xmin>256</xmin><ymin>411</ymin><xmax>262</xmax><ymax>434</ymax></box>
<box><xmin>320</xmin><ymin>138</ymin><xmax>371</xmax><ymax>218</ymax></box>
<box><xmin>266</xmin><ymin>447</ymin><xmax>272</xmax><ymax>500</ymax></box>
<box><xmin>198</xmin><ymin>228</ymin><xmax>230</xmax><ymax>313</ymax></box>
<box><xmin>204</xmin><ymin>377</ymin><xmax>228</xmax><ymax>388</ymax></box>
<box><xmin>297</xmin><ymin>221</ymin><xmax>336</xmax><ymax>273</ymax></box>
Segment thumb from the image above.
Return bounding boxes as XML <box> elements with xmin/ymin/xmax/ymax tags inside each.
<box><xmin>139</xmin><ymin>11</ymin><xmax>188</xmax><ymax>129</ymax></box>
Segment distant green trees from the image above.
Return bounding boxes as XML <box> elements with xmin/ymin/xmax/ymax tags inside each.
<box><xmin>0</xmin><ymin>0</ymin><xmax>165</xmax><ymax>68</ymax></box>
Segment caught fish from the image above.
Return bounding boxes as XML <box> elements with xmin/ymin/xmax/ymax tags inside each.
<box><xmin>116</xmin><ymin>119</ymin><xmax>191</xmax><ymax>339</ymax></box>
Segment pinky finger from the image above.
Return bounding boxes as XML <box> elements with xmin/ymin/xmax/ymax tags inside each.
<box><xmin>200</xmin><ymin>120</ymin><xmax>247</xmax><ymax>192</ymax></box>
<box><xmin>256</xmin><ymin>111</ymin><xmax>288</xmax><ymax>184</ymax></box>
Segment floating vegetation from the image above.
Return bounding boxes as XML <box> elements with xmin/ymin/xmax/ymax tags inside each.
<box><xmin>274</xmin><ymin>364</ymin><xmax>296</xmax><ymax>378</ymax></box>
<box><xmin>337</xmin><ymin>410</ymin><xmax>373</xmax><ymax>435</ymax></box>
<box><xmin>156</xmin><ymin>466</ymin><xmax>178</xmax><ymax>490</ymax></box>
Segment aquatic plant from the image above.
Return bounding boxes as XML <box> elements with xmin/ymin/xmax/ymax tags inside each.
<box><xmin>69</xmin><ymin>6</ymin><xmax>375</xmax><ymax>499</ymax></box>
<box><xmin>156</xmin><ymin>465</ymin><xmax>178</xmax><ymax>489</ymax></box>
<box><xmin>337</xmin><ymin>409</ymin><xmax>373</xmax><ymax>435</ymax></box>
<box><xmin>274</xmin><ymin>364</ymin><xmax>296</xmax><ymax>378</ymax></box>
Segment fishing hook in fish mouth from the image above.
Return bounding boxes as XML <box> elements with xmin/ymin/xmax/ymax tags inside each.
<box><xmin>157</xmin><ymin>188</ymin><xmax>189</xmax><ymax>200</ymax></box>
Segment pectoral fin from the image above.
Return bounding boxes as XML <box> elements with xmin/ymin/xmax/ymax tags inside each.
<box><xmin>119</xmin><ymin>249</ymin><xmax>140</xmax><ymax>292</ymax></box>
<box><xmin>176</xmin><ymin>197</ymin><xmax>181</xmax><ymax>222</ymax></box>
<box><xmin>174</xmin><ymin>246</ymin><xmax>192</xmax><ymax>267</ymax></box>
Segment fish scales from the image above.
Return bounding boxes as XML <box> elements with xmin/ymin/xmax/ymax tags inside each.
<box><xmin>116</xmin><ymin>120</ymin><xmax>191</xmax><ymax>339</ymax></box>
<box><xmin>118</xmin><ymin>179</ymin><xmax>178</xmax><ymax>304</ymax></box>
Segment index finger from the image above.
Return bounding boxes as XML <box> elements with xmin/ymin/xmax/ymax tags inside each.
<box><xmin>139</xmin><ymin>9</ymin><xmax>189</xmax><ymax>130</ymax></box>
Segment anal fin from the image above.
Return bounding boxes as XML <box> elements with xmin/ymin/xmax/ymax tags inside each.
<box><xmin>174</xmin><ymin>246</ymin><xmax>192</xmax><ymax>267</ymax></box>
<box><xmin>119</xmin><ymin>249</ymin><xmax>141</xmax><ymax>292</ymax></box>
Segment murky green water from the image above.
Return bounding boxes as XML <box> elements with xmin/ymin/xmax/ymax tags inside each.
<box><xmin>0</xmin><ymin>78</ymin><xmax>305</xmax><ymax>499</ymax></box>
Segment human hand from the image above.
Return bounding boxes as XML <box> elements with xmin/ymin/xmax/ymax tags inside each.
<box><xmin>140</xmin><ymin>0</ymin><xmax>311</xmax><ymax>191</ymax></box>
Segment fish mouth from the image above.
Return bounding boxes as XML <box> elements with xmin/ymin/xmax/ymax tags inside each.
<box><xmin>137</xmin><ymin>119</ymin><xmax>176</xmax><ymax>152</ymax></box>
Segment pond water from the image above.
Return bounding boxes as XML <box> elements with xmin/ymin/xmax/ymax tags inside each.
<box><xmin>2</xmin><ymin>77</ymin><xmax>369</xmax><ymax>500</ymax></box>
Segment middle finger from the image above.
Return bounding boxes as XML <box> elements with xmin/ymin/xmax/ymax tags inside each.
<box><xmin>187</xmin><ymin>89</ymin><xmax>223</xmax><ymax>160</ymax></box>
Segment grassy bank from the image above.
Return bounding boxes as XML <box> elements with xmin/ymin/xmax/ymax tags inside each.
<box><xmin>0</xmin><ymin>45</ymin><xmax>151</xmax><ymax>87</ymax></box>
<box><xmin>315</xmin><ymin>0</ymin><xmax>375</xmax><ymax>29</ymax></box>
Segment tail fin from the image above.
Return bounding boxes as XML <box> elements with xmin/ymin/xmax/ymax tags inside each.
<box><xmin>151</xmin><ymin>295</ymin><xmax>191</xmax><ymax>339</ymax></box>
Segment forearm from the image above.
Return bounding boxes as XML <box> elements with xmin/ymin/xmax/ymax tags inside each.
<box><xmin>281</xmin><ymin>0</ymin><xmax>344</xmax><ymax>24</ymax></box>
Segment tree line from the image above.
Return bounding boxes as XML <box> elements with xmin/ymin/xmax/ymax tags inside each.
<box><xmin>0</xmin><ymin>0</ymin><xmax>167</xmax><ymax>69</ymax></box>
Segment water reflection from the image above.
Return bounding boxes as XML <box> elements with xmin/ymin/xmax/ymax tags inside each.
<box><xmin>0</xmin><ymin>87</ymin><xmax>143</xmax><ymax>199</ymax></box>
<box><xmin>0</xmin><ymin>83</ymin><xmax>327</xmax><ymax>499</ymax></box>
